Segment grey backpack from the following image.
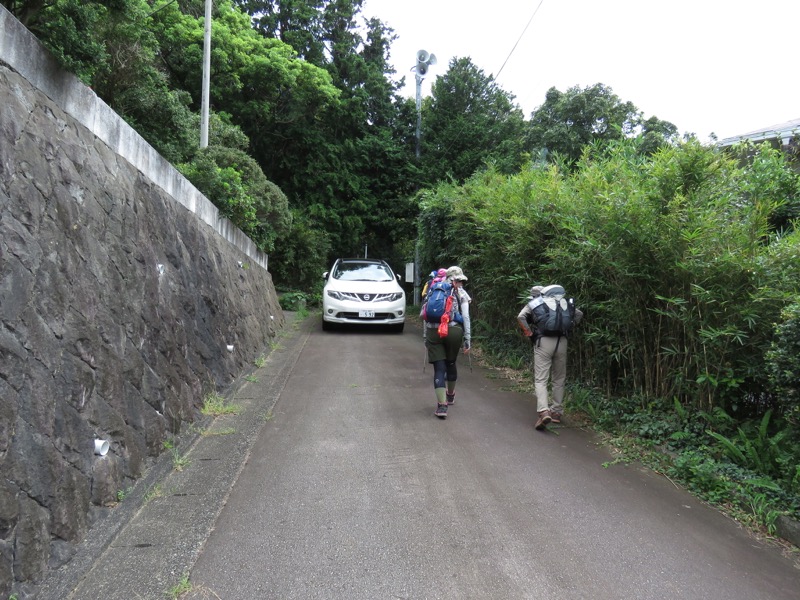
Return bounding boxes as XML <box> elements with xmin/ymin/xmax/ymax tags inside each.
<box><xmin>529</xmin><ymin>284</ymin><xmax>575</xmax><ymax>337</ymax></box>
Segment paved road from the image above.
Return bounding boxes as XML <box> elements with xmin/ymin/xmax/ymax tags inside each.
<box><xmin>186</xmin><ymin>318</ymin><xmax>797</xmax><ymax>599</ymax></box>
<box><xmin>47</xmin><ymin>314</ymin><xmax>797</xmax><ymax>600</ymax></box>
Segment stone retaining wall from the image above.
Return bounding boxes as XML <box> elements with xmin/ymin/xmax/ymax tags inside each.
<box><xmin>0</xmin><ymin>7</ymin><xmax>284</xmax><ymax>594</ymax></box>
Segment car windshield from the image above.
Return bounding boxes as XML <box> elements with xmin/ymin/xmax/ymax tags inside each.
<box><xmin>334</xmin><ymin>262</ymin><xmax>393</xmax><ymax>282</ymax></box>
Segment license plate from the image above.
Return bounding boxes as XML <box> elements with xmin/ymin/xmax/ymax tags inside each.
<box><xmin>358</xmin><ymin>310</ymin><xmax>375</xmax><ymax>318</ymax></box>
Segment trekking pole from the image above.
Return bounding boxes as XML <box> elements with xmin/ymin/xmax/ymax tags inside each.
<box><xmin>423</xmin><ymin>343</ymin><xmax>427</xmax><ymax>372</ymax></box>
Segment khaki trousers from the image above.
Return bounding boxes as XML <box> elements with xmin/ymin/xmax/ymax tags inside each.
<box><xmin>533</xmin><ymin>335</ymin><xmax>567</xmax><ymax>414</ymax></box>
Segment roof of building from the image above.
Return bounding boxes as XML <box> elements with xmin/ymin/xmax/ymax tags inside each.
<box><xmin>718</xmin><ymin>118</ymin><xmax>800</xmax><ymax>147</ymax></box>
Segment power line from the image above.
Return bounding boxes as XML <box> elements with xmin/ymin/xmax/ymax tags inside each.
<box><xmin>494</xmin><ymin>0</ymin><xmax>545</xmax><ymax>83</ymax></box>
<box><xmin>421</xmin><ymin>1</ymin><xmax>546</xmax><ymax>171</ymax></box>
<box><xmin>146</xmin><ymin>0</ymin><xmax>179</xmax><ymax>18</ymax></box>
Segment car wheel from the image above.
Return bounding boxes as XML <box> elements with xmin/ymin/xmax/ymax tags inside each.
<box><xmin>322</xmin><ymin>319</ymin><xmax>333</xmax><ymax>331</ymax></box>
<box><xmin>391</xmin><ymin>323</ymin><xmax>404</xmax><ymax>334</ymax></box>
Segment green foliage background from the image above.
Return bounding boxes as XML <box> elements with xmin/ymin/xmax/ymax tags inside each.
<box><xmin>418</xmin><ymin>139</ymin><xmax>800</xmax><ymax>417</ymax></box>
<box><xmin>416</xmin><ymin>138</ymin><xmax>800</xmax><ymax>522</ymax></box>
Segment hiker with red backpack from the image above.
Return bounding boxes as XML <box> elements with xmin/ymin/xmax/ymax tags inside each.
<box><xmin>517</xmin><ymin>284</ymin><xmax>583</xmax><ymax>430</ymax></box>
<box><xmin>422</xmin><ymin>266</ymin><xmax>472</xmax><ymax>419</ymax></box>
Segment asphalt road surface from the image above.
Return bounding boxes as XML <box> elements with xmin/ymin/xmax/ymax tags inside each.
<box><xmin>185</xmin><ymin>317</ymin><xmax>799</xmax><ymax>600</ymax></box>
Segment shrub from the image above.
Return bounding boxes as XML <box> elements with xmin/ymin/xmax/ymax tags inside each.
<box><xmin>765</xmin><ymin>301</ymin><xmax>800</xmax><ymax>421</ymax></box>
<box><xmin>178</xmin><ymin>146</ymin><xmax>291</xmax><ymax>253</ymax></box>
<box><xmin>668</xmin><ymin>451</ymin><xmax>731</xmax><ymax>503</ymax></box>
<box><xmin>278</xmin><ymin>291</ymin><xmax>310</xmax><ymax>312</ymax></box>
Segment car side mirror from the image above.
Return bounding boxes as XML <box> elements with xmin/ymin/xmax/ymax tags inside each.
<box><xmin>323</xmin><ymin>271</ymin><xmax>329</xmax><ymax>279</ymax></box>
<box><xmin>396</xmin><ymin>274</ymin><xmax>402</xmax><ymax>282</ymax></box>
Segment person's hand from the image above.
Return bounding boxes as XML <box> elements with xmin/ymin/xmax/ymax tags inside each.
<box><xmin>523</xmin><ymin>330</ymin><xmax>533</xmax><ymax>337</ymax></box>
<box><xmin>463</xmin><ymin>345</ymin><xmax>471</xmax><ymax>354</ymax></box>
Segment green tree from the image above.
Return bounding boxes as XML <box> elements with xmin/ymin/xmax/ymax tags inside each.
<box><xmin>2</xmin><ymin>0</ymin><xmax>47</xmax><ymax>27</ymax></box>
<box><xmin>526</xmin><ymin>83</ymin><xmax>676</xmax><ymax>165</ymax></box>
<box><xmin>268</xmin><ymin>207</ymin><xmax>332</xmax><ymax>291</ymax></box>
<box><xmin>176</xmin><ymin>112</ymin><xmax>292</xmax><ymax>253</ymax></box>
<box><xmin>93</xmin><ymin>1</ymin><xmax>201</xmax><ymax>164</ymax></box>
<box><xmin>234</xmin><ymin>0</ymin><xmax>331</xmax><ymax>64</ymax></box>
<box><xmin>149</xmin><ymin>0</ymin><xmax>342</xmax><ymax>263</ymax></box>
<box><xmin>8</xmin><ymin>0</ymin><xmax>420</xmax><ymax>281</ymax></box>
<box><xmin>149</xmin><ymin>0</ymin><xmax>340</xmax><ymax>134</ymax></box>
<box><xmin>636</xmin><ymin>115</ymin><xmax>680</xmax><ymax>156</ymax></box>
<box><xmin>319</xmin><ymin>14</ymin><xmax>419</xmax><ymax>260</ymax></box>
<box><xmin>3</xmin><ymin>0</ymin><xmax>201</xmax><ymax>164</ymax></box>
<box><xmin>179</xmin><ymin>143</ymin><xmax>292</xmax><ymax>253</ymax></box>
<box><xmin>417</xmin><ymin>138</ymin><xmax>800</xmax><ymax>413</ymax></box>
<box><xmin>231</xmin><ymin>1</ymin><xmax>419</xmax><ymax>262</ymax></box>
<box><xmin>3</xmin><ymin>0</ymin><xmax>110</xmax><ymax>80</ymax></box>
<box><xmin>730</xmin><ymin>141</ymin><xmax>800</xmax><ymax>234</ymax></box>
<box><xmin>420</xmin><ymin>57</ymin><xmax>527</xmax><ymax>185</ymax></box>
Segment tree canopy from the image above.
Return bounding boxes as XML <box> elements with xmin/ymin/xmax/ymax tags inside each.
<box><xmin>526</xmin><ymin>83</ymin><xmax>678</xmax><ymax>165</ymax></box>
<box><xmin>7</xmin><ymin>0</ymin><xmax>783</xmax><ymax>291</ymax></box>
<box><xmin>420</xmin><ymin>57</ymin><xmax>527</xmax><ymax>184</ymax></box>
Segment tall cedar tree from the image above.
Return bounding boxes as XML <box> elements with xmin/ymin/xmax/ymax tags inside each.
<box><xmin>233</xmin><ymin>0</ymin><xmax>419</xmax><ymax>262</ymax></box>
<box><xmin>419</xmin><ymin>57</ymin><xmax>527</xmax><ymax>185</ymax></box>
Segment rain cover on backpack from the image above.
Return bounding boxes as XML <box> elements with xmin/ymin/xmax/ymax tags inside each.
<box><xmin>530</xmin><ymin>284</ymin><xmax>575</xmax><ymax>337</ymax></box>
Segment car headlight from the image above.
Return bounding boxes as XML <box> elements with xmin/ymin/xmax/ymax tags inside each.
<box><xmin>372</xmin><ymin>292</ymin><xmax>404</xmax><ymax>302</ymax></box>
<box><xmin>326</xmin><ymin>290</ymin><xmax>359</xmax><ymax>301</ymax></box>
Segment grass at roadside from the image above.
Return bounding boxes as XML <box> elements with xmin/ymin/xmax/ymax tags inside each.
<box><xmin>200</xmin><ymin>392</ymin><xmax>240</xmax><ymax>417</ymax></box>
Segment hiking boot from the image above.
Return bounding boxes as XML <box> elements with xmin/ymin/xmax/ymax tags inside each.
<box><xmin>550</xmin><ymin>412</ymin><xmax>562</xmax><ymax>424</ymax></box>
<box><xmin>446</xmin><ymin>392</ymin><xmax>456</xmax><ymax>405</ymax></box>
<box><xmin>434</xmin><ymin>403</ymin><xmax>448</xmax><ymax>418</ymax></box>
<box><xmin>534</xmin><ymin>410</ymin><xmax>552</xmax><ymax>430</ymax></box>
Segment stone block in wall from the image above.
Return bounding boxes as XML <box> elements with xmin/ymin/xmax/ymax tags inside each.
<box><xmin>48</xmin><ymin>463</ymin><xmax>90</xmax><ymax>544</ymax></box>
<box><xmin>16</xmin><ymin>359</ymin><xmax>60</xmax><ymax>438</ymax></box>
<box><xmin>0</xmin><ymin>296</ymin><xmax>29</xmax><ymax>391</ymax></box>
<box><xmin>5</xmin><ymin>422</ymin><xmax>55</xmax><ymax>506</ymax></box>
<box><xmin>13</xmin><ymin>494</ymin><xmax>50</xmax><ymax>583</ymax></box>
<box><xmin>120</xmin><ymin>420</ymin><xmax>147</xmax><ymax>481</ymax></box>
<box><xmin>0</xmin><ymin>539</ymin><xmax>12</xmax><ymax>599</ymax></box>
<box><xmin>142</xmin><ymin>401</ymin><xmax>167</xmax><ymax>457</ymax></box>
<box><xmin>53</xmin><ymin>391</ymin><xmax>95</xmax><ymax>473</ymax></box>
<box><xmin>91</xmin><ymin>454</ymin><xmax>124</xmax><ymax>507</ymax></box>
<box><xmin>0</xmin><ymin>379</ymin><xmax>17</xmax><ymax>458</ymax></box>
<box><xmin>48</xmin><ymin>538</ymin><xmax>77</xmax><ymax>571</ymax></box>
<box><xmin>0</xmin><ymin>482</ymin><xmax>18</xmax><ymax>539</ymax></box>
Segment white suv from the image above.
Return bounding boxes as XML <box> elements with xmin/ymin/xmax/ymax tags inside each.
<box><xmin>322</xmin><ymin>259</ymin><xmax>406</xmax><ymax>332</ymax></box>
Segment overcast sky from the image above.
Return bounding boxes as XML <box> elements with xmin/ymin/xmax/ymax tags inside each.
<box><xmin>362</xmin><ymin>0</ymin><xmax>799</xmax><ymax>142</ymax></box>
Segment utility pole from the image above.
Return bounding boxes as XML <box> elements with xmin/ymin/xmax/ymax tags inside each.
<box><xmin>413</xmin><ymin>49</ymin><xmax>436</xmax><ymax>160</ymax></box>
<box><xmin>200</xmin><ymin>0</ymin><xmax>212</xmax><ymax>148</ymax></box>
<box><xmin>413</xmin><ymin>49</ymin><xmax>436</xmax><ymax>303</ymax></box>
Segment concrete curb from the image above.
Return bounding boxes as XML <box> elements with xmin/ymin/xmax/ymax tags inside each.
<box><xmin>32</xmin><ymin>314</ymin><xmax>313</xmax><ymax>600</ymax></box>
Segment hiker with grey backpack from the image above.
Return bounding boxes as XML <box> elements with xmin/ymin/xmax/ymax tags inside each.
<box><xmin>422</xmin><ymin>266</ymin><xmax>472</xmax><ymax>419</ymax></box>
<box><xmin>517</xmin><ymin>284</ymin><xmax>583</xmax><ymax>430</ymax></box>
